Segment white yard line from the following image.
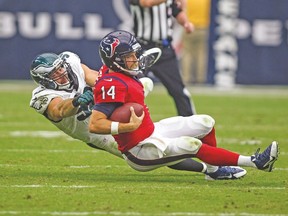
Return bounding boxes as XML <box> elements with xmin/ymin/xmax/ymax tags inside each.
<box><xmin>8</xmin><ymin>131</ymin><xmax>71</xmax><ymax>138</ymax></box>
<box><xmin>4</xmin><ymin>131</ymin><xmax>288</xmax><ymax>148</ymax></box>
<box><xmin>3</xmin><ymin>148</ymin><xmax>287</xmax><ymax>154</ymax></box>
<box><xmin>0</xmin><ymin>149</ymin><xmax>100</xmax><ymax>153</ymax></box>
<box><xmin>0</xmin><ymin>164</ymin><xmax>127</xmax><ymax>169</ymax></box>
<box><xmin>0</xmin><ymin>210</ymin><xmax>287</xmax><ymax>216</ymax></box>
<box><xmin>0</xmin><ymin>184</ymin><xmax>286</xmax><ymax>191</ymax></box>
<box><xmin>0</xmin><ymin>163</ymin><xmax>287</xmax><ymax>171</ymax></box>
<box><xmin>2</xmin><ymin>148</ymin><xmax>286</xmax><ymax>155</ymax></box>
<box><xmin>1</xmin><ymin>80</ymin><xmax>288</xmax><ymax>96</ymax></box>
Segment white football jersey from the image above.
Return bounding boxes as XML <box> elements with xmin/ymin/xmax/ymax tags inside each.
<box><xmin>30</xmin><ymin>51</ymin><xmax>121</xmax><ymax>158</ymax></box>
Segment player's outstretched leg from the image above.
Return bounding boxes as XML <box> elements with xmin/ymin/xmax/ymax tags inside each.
<box><xmin>205</xmin><ymin>166</ymin><xmax>247</xmax><ymax>180</ymax></box>
<box><xmin>251</xmin><ymin>141</ymin><xmax>279</xmax><ymax>172</ymax></box>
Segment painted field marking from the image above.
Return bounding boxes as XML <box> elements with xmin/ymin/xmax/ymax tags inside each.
<box><xmin>0</xmin><ymin>210</ymin><xmax>287</xmax><ymax>216</ymax></box>
<box><xmin>0</xmin><ymin>164</ymin><xmax>127</xmax><ymax>168</ymax></box>
<box><xmin>0</xmin><ymin>163</ymin><xmax>287</xmax><ymax>171</ymax></box>
<box><xmin>9</xmin><ymin>131</ymin><xmax>70</xmax><ymax>138</ymax></box>
<box><xmin>1</xmin><ymin>148</ymin><xmax>287</xmax><ymax>155</ymax></box>
<box><xmin>0</xmin><ymin>149</ymin><xmax>100</xmax><ymax>153</ymax></box>
<box><xmin>0</xmin><ymin>184</ymin><xmax>286</xmax><ymax>191</ymax></box>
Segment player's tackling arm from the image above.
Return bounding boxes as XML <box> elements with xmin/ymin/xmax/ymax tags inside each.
<box><xmin>46</xmin><ymin>97</ymin><xmax>78</xmax><ymax>122</ymax></box>
<box><xmin>81</xmin><ymin>63</ymin><xmax>99</xmax><ymax>87</ymax></box>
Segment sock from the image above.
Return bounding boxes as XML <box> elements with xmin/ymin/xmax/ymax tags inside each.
<box><xmin>238</xmin><ymin>155</ymin><xmax>256</xmax><ymax>168</ymax></box>
<box><xmin>201</xmin><ymin>163</ymin><xmax>207</xmax><ymax>173</ymax></box>
<box><xmin>196</xmin><ymin>143</ymin><xmax>239</xmax><ymax>166</ymax></box>
<box><xmin>205</xmin><ymin>164</ymin><xmax>218</xmax><ymax>173</ymax></box>
<box><xmin>168</xmin><ymin>159</ymin><xmax>206</xmax><ymax>173</ymax></box>
<box><xmin>201</xmin><ymin>127</ymin><xmax>217</xmax><ymax>147</ymax></box>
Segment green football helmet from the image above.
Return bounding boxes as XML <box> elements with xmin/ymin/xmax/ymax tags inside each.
<box><xmin>30</xmin><ymin>53</ymin><xmax>77</xmax><ymax>91</ymax></box>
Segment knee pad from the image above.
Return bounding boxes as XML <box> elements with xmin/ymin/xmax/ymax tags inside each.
<box><xmin>187</xmin><ymin>115</ymin><xmax>215</xmax><ymax>138</ymax></box>
<box><xmin>175</xmin><ymin>136</ymin><xmax>202</xmax><ymax>154</ymax></box>
<box><xmin>191</xmin><ymin>114</ymin><xmax>215</xmax><ymax>128</ymax></box>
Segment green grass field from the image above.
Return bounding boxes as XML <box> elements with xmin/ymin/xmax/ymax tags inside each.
<box><xmin>0</xmin><ymin>81</ymin><xmax>288</xmax><ymax>216</ymax></box>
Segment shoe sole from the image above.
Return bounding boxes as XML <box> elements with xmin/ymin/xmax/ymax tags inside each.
<box><xmin>266</xmin><ymin>141</ymin><xmax>279</xmax><ymax>172</ymax></box>
<box><xmin>205</xmin><ymin>167</ymin><xmax>247</xmax><ymax>181</ymax></box>
<box><xmin>231</xmin><ymin>166</ymin><xmax>247</xmax><ymax>178</ymax></box>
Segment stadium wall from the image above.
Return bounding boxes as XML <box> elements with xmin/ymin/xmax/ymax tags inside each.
<box><xmin>1</xmin><ymin>0</ymin><xmax>288</xmax><ymax>86</ymax></box>
<box><xmin>207</xmin><ymin>0</ymin><xmax>288</xmax><ymax>86</ymax></box>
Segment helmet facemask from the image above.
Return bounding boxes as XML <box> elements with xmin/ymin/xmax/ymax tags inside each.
<box><xmin>138</xmin><ymin>48</ymin><xmax>162</xmax><ymax>70</ymax></box>
<box><xmin>113</xmin><ymin>46</ymin><xmax>143</xmax><ymax>76</ymax></box>
<box><xmin>30</xmin><ymin>53</ymin><xmax>77</xmax><ymax>91</ymax></box>
<box><xmin>113</xmin><ymin>47</ymin><xmax>162</xmax><ymax>76</ymax></box>
<box><xmin>48</xmin><ymin>62</ymin><xmax>73</xmax><ymax>90</ymax></box>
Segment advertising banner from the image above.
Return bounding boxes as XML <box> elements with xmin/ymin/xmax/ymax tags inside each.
<box><xmin>0</xmin><ymin>0</ymin><xmax>132</xmax><ymax>79</ymax></box>
<box><xmin>207</xmin><ymin>0</ymin><xmax>288</xmax><ymax>86</ymax></box>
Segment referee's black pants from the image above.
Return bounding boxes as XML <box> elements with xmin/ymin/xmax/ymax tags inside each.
<box><xmin>140</xmin><ymin>42</ymin><xmax>196</xmax><ymax>116</ymax></box>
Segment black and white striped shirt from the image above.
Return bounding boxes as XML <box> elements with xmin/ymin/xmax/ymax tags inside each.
<box><xmin>129</xmin><ymin>0</ymin><xmax>181</xmax><ymax>43</ymax></box>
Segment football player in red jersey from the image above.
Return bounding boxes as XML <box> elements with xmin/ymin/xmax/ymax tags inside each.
<box><xmin>89</xmin><ymin>30</ymin><xmax>279</xmax><ymax>180</ymax></box>
<box><xmin>29</xmin><ymin>50</ymin><xmax>237</xmax><ymax>181</ymax></box>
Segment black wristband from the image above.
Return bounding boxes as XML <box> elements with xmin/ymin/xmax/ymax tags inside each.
<box><xmin>129</xmin><ymin>0</ymin><xmax>140</xmax><ymax>5</ymax></box>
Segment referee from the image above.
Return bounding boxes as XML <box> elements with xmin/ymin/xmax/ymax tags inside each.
<box><xmin>129</xmin><ymin>0</ymin><xmax>196</xmax><ymax>116</ymax></box>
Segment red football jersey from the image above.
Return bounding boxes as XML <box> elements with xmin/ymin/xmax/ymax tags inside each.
<box><xmin>94</xmin><ymin>71</ymin><xmax>154</xmax><ymax>152</ymax></box>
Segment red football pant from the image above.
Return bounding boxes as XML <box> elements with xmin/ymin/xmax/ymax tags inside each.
<box><xmin>201</xmin><ymin>127</ymin><xmax>217</xmax><ymax>147</ymax></box>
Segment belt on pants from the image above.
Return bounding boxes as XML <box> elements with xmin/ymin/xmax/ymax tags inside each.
<box><xmin>137</xmin><ymin>38</ymin><xmax>171</xmax><ymax>48</ymax></box>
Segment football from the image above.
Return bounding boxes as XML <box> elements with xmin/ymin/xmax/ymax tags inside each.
<box><xmin>109</xmin><ymin>102</ymin><xmax>144</xmax><ymax>123</ymax></box>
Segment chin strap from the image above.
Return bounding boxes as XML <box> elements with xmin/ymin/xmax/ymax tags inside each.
<box><xmin>112</xmin><ymin>62</ymin><xmax>142</xmax><ymax>76</ymax></box>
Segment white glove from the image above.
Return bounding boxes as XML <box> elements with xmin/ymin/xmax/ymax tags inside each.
<box><xmin>139</xmin><ymin>77</ymin><xmax>154</xmax><ymax>97</ymax></box>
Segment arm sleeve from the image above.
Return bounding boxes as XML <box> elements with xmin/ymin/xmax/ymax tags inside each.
<box><xmin>30</xmin><ymin>87</ymin><xmax>73</xmax><ymax>115</ymax></box>
<box><xmin>129</xmin><ymin>0</ymin><xmax>140</xmax><ymax>5</ymax></box>
<box><xmin>93</xmin><ymin>102</ymin><xmax>123</xmax><ymax>117</ymax></box>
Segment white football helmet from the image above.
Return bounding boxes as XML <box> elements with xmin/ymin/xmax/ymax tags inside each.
<box><xmin>30</xmin><ymin>53</ymin><xmax>78</xmax><ymax>91</ymax></box>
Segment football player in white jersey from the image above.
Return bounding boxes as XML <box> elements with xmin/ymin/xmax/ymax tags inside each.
<box><xmin>30</xmin><ymin>51</ymin><xmax>122</xmax><ymax>157</ymax></box>
<box><xmin>29</xmin><ymin>51</ymin><xmax>251</xmax><ymax>180</ymax></box>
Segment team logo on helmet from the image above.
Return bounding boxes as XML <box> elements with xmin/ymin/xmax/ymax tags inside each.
<box><xmin>101</xmin><ymin>37</ymin><xmax>120</xmax><ymax>58</ymax></box>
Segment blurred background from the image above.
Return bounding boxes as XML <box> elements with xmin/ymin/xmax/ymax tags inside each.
<box><xmin>1</xmin><ymin>0</ymin><xmax>288</xmax><ymax>88</ymax></box>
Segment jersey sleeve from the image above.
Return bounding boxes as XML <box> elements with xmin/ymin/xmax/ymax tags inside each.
<box><xmin>30</xmin><ymin>87</ymin><xmax>71</xmax><ymax>115</ymax></box>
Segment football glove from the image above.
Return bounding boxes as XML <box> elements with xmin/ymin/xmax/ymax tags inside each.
<box><xmin>77</xmin><ymin>103</ymin><xmax>93</xmax><ymax>121</ymax></box>
<box><xmin>72</xmin><ymin>87</ymin><xmax>94</xmax><ymax>107</ymax></box>
<box><xmin>139</xmin><ymin>77</ymin><xmax>154</xmax><ymax>97</ymax></box>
